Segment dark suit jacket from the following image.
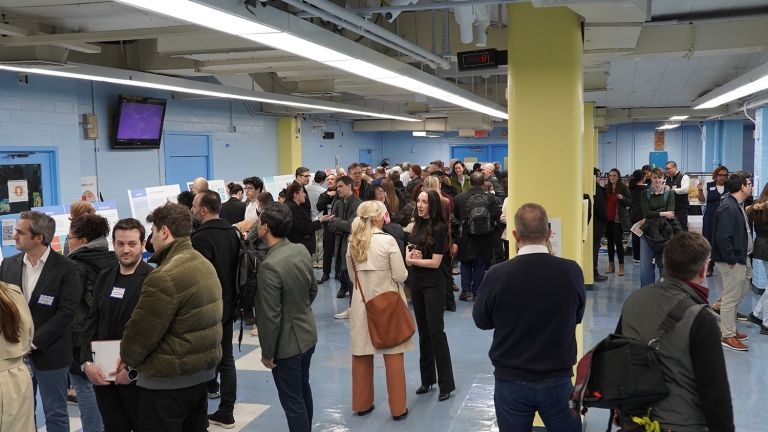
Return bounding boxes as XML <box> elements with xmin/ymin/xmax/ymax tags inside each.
<box><xmin>286</xmin><ymin>199</ymin><xmax>322</xmax><ymax>256</ymax></box>
<box><xmin>191</xmin><ymin>219</ymin><xmax>242</xmax><ymax>322</ymax></box>
<box><xmin>712</xmin><ymin>194</ymin><xmax>752</xmax><ymax>265</ymax></box>
<box><xmin>80</xmin><ymin>261</ymin><xmax>153</xmax><ymax>364</ymax></box>
<box><xmin>292</xmin><ymin>180</ymin><xmax>313</xmax><ymax>214</ymax></box>
<box><xmin>0</xmin><ymin>250</ymin><xmax>82</xmax><ymax>370</ymax></box>
<box><xmin>221</xmin><ymin>197</ymin><xmax>247</xmax><ymax>225</ymax></box>
<box><xmin>593</xmin><ymin>184</ymin><xmax>608</xmax><ymax>239</ymax></box>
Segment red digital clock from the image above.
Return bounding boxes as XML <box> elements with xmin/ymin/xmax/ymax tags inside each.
<box><xmin>457</xmin><ymin>49</ymin><xmax>505</xmax><ymax>72</ymax></box>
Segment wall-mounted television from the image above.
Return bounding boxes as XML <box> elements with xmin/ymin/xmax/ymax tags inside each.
<box><xmin>111</xmin><ymin>95</ymin><xmax>167</xmax><ymax>149</ymax></box>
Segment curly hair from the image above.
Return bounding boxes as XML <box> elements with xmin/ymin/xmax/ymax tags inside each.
<box><xmin>70</xmin><ymin>213</ymin><xmax>110</xmax><ymax>243</ymax></box>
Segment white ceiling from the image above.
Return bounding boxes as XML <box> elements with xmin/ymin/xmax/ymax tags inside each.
<box><xmin>1</xmin><ymin>0</ymin><xmax>768</xmax><ymax>123</ymax></box>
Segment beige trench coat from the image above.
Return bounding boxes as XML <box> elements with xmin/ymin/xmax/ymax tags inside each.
<box><xmin>346</xmin><ymin>230</ymin><xmax>414</xmax><ymax>356</ymax></box>
<box><xmin>0</xmin><ymin>284</ymin><xmax>35</xmax><ymax>432</ymax></box>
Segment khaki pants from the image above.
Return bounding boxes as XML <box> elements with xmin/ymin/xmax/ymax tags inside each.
<box><xmin>715</xmin><ymin>260</ymin><xmax>752</xmax><ymax>338</ymax></box>
<box><xmin>351</xmin><ymin>354</ymin><xmax>406</xmax><ymax>416</ymax></box>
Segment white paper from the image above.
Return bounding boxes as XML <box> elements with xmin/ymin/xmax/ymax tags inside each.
<box><xmin>8</xmin><ymin>180</ymin><xmax>28</xmax><ymax>203</ymax></box>
<box><xmin>94</xmin><ymin>202</ymin><xmax>120</xmax><ymax>251</ymax></box>
<box><xmin>81</xmin><ymin>176</ymin><xmax>98</xmax><ymax>202</ymax></box>
<box><xmin>185</xmin><ymin>179</ymin><xmax>229</xmax><ymax>202</ymax></box>
<box><xmin>2</xmin><ymin>219</ymin><xmax>15</xmax><ymax>247</ymax></box>
<box><xmin>91</xmin><ymin>340</ymin><xmax>122</xmax><ymax>382</ymax></box>
<box><xmin>127</xmin><ymin>185</ymin><xmax>181</xmax><ymax>224</ymax></box>
<box><xmin>263</xmin><ymin>175</ymin><xmax>295</xmax><ymax>198</ymax></box>
<box><xmin>548</xmin><ymin>218</ymin><xmax>562</xmax><ymax>257</ymax></box>
<box><xmin>631</xmin><ymin>221</ymin><xmax>644</xmax><ymax>237</ymax></box>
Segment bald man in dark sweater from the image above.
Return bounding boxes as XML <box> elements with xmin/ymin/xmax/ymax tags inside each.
<box><xmin>474</xmin><ymin>203</ymin><xmax>585</xmax><ymax>432</ymax></box>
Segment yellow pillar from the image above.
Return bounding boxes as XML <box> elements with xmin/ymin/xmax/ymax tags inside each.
<box><xmin>583</xmin><ymin>103</ymin><xmax>596</xmax><ymax>287</ymax></box>
<box><xmin>507</xmin><ymin>2</ymin><xmax>583</xmax><ymax>262</ymax></box>
<box><xmin>278</xmin><ymin>118</ymin><xmax>302</xmax><ymax>175</ymax></box>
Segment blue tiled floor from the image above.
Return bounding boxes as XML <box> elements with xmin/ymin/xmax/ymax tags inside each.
<box><xmin>41</xmin><ymin>254</ymin><xmax>768</xmax><ymax>431</ymax></box>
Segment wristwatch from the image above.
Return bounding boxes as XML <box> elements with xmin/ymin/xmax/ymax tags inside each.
<box><xmin>127</xmin><ymin>367</ymin><xmax>138</xmax><ymax>381</ymax></box>
<box><xmin>80</xmin><ymin>361</ymin><xmax>92</xmax><ymax>372</ymax></box>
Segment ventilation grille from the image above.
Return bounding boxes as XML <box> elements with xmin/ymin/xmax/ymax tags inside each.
<box><xmin>0</xmin><ymin>60</ymin><xmax>74</xmax><ymax>69</ymax></box>
<box><xmin>290</xmin><ymin>91</ymin><xmax>341</xmax><ymax>97</ymax></box>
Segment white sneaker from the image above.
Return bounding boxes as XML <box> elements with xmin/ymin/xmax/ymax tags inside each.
<box><xmin>250</xmin><ymin>326</ymin><xmax>258</xmax><ymax>336</ymax></box>
<box><xmin>334</xmin><ymin>307</ymin><xmax>350</xmax><ymax>319</ymax></box>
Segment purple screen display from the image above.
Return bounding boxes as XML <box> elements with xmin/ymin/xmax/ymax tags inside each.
<box><xmin>116</xmin><ymin>102</ymin><xmax>165</xmax><ymax>140</ymax></box>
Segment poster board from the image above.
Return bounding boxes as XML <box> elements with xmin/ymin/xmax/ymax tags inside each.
<box><xmin>93</xmin><ymin>201</ymin><xmax>120</xmax><ymax>249</ymax></box>
<box><xmin>32</xmin><ymin>205</ymin><xmax>69</xmax><ymax>254</ymax></box>
<box><xmin>127</xmin><ymin>185</ymin><xmax>181</xmax><ymax>225</ymax></box>
<box><xmin>263</xmin><ymin>175</ymin><xmax>296</xmax><ymax>198</ymax></box>
<box><xmin>185</xmin><ymin>179</ymin><xmax>229</xmax><ymax>201</ymax></box>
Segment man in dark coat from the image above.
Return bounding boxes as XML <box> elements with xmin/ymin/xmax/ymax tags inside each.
<box><xmin>593</xmin><ymin>168</ymin><xmax>608</xmax><ymax>282</ymax></box>
<box><xmin>453</xmin><ymin>172</ymin><xmax>502</xmax><ymax>301</ymax></box>
<box><xmin>191</xmin><ymin>190</ymin><xmax>241</xmax><ymax>428</ymax></box>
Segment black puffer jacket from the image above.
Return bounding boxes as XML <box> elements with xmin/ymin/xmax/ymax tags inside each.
<box><xmin>642</xmin><ymin>217</ymin><xmax>683</xmax><ymax>262</ymax></box>
<box><xmin>67</xmin><ymin>236</ymin><xmax>118</xmax><ymax>375</ymax></box>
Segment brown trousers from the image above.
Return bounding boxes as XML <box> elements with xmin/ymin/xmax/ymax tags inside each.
<box><xmin>351</xmin><ymin>354</ymin><xmax>407</xmax><ymax>416</ymax></box>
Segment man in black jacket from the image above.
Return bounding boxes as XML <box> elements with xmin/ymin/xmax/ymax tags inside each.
<box><xmin>712</xmin><ymin>170</ymin><xmax>753</xmax><ymax>351</ymax></box>
<box><xmin>593</xmin><ymin>169</ymin><xmax>609</xmax><ymax>282</ymax></box>
<box><xmin>473</xmin><ymin>203</ymin><xmax>584</xmax><ymax>432</ymax></box>
<box><xmin>615</xmin><ymin>232</ymin><xmax>734</xmax><ymax>431</ymax></box>
<box><xmin>191</xmin><ymin>190</ymin><xmax>242</xmax><ymax>428</ymax></box>
<box><xmin>0</xmin><ymin>211</ymin><xmax>81</xmax><ymax>432</ymax></box>
<box><xmin>454</xmin><ymin>172</ymin><xmax>501</xmax><ymax>301</ymax></box>
<box><xmin>81</xmin><ymin>218</ymin><xmax>152</xmax><ymax>432</ymax></box>
<box><xmin>316</xmin><ymin>174</ymin><xmax>338</xmax><ymax>284</ymax></box>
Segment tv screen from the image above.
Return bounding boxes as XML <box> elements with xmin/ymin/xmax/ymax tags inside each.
<box><xmin>111</xmin><ymin>95</ymin><xmax>167</xmax><ymax>149</ymax></box>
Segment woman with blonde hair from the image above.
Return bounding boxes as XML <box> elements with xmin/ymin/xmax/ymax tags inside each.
<box><xmin>0</xmin><ymin>281</ymin><xmax>35</xmax><ymax>432</ymax></box>
<box><xmin>69</xmin><ymin>200</ymin><xmax>95</xmax><ymax>221</ymax></box>
<box><xmin>347</xmin><ymin>200</ymin><xmax>411</xmax><ymax>420</ymax></box>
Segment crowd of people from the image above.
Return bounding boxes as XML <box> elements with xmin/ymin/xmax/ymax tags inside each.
<box><xmin>0</xmin><ymin>155</ymin><xmax>751</xmax><ymax>432</ymax></box>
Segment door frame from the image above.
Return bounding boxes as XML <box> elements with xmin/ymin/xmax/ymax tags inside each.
<box><xmin>0</xmin><ymin>146</ymin><xmax>61</xmax><ymax>206</ymax></box>
<box><xmin>162</xmin><ymin>131</ymin><xmax>214</xmax><ymax>185</ymax></box>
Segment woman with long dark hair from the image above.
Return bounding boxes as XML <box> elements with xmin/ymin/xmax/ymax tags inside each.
<box><xmin>0</xmin><ymin>281</ymin><xmax>35</xmax><ymax>432</ymax></box>
<box><xmin>405</xmin><ymin>189</ymin><xmax>456</xmax><ymax>401</ymax></box>
<box><xmin>627</xmin><ymin>170</ymin><xmax>647</xmax><ymax>263</ymax></box>
<box><xmin>604</xmin><ymin>169</ymin><xmax>632</xmax><ymax>276</ymax></box>
<box><xmin>747</xmin><ymin>184</ymin><xmax>768</xmax><ymax>332</ymax></box>
<box><xmin>698</xmin><ymin>166</ymin><xmax>729</xmax><ymax>276</ymax></box>
<box><xmin>285</xmin><ymin>183</ymin><xmax>334</xmax><ymax>256</ymax></box>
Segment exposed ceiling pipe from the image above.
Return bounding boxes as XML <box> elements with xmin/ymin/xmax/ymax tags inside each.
<box><xmin>296</xmin><ymin>0</ymin><xmax>522</xmax><ymax>17</ymax></box>
<box><xmin>286</xmin><ymin>0</ymin><xmax>451</xmax><ymax>69</ymax></box>
<box><xmin>281</xmin><ymin>0</ymin><xmax>443</xmax><ymax>69</ymax></box>
<box><xmin>441</xmin><ymin>7</ymin><xmax>451</xmax><ymax>58</ymax></box>
<box><xmin>645</xmin><ymin>10</ymin><xmax>768</xmax><ymax>26</ymax></box>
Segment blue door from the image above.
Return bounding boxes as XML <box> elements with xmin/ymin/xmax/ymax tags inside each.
<box><xmin>163</xmin><ymin>132</ymin><xmax>213</xmax><ymax>190</ymax></box>
<box><xmin>358</xmin><ymin>149</ymin><xmax>373</xmax><ymax>167</ymax></box>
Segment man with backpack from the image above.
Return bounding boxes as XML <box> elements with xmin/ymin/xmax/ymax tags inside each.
<box><xmin>191</xmin><ymin>190</ymin><xmax>241</xmax><ymax>429</ymax></box>
<box><xmin>613</xmin><ymin>232</ymin><xmax>733</xmax><ymax>431</ymax></box>
<box><xmin>453</xmin><ymin>172</ymin><xmax>501</xmax><ymax>301</ymax></box>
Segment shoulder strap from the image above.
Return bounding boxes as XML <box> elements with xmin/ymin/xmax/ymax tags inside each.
<box><xmin>657</xmin><ymin>296</ymin><xmax>698</xmax><ymax>334</ymax></box>
<box><xmin>350</xmin><ymin>259</ymin><xmax>366</xmax><ymax>303</ymax></box>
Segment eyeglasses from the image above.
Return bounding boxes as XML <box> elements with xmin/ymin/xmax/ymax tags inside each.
<box><xmin>301</xmin><ymin>174</ymin><xmax>311</xmax><ymax>178</ymax></box>
<box><xmin>244</xmin><ymin>186</ymin><xmax>256</xmax><ymax>191</ymax></box>
<box><xmin>65</xmin><ymin>235</ymin><xmax>79</xmax><ymax>242</ymax></box>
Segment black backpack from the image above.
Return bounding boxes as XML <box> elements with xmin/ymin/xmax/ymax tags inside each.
<box><xmin>234</xmin><ymin>232</ymin><xmax>263</xmax><ymax>350</ymax></box>
<box><xmin>570</xmin><ymin>296</ymin><xmax>697</xmax><ymax>431</ymax></box>
<box><xmin>465</xmin><ymin>193</ymin><xmax>493</xmax><ymax>235</ymax></box>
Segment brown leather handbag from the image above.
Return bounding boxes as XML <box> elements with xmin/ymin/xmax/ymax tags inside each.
<box><xmin>351</xmin><ymin>260</ymin><xmax>415</xmax><ymax>349</ymax></box>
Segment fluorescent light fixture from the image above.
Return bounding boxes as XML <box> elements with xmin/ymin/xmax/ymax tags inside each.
<box><xmin>0</xmin><ymin>64</ymin><xmax>419</xmax><ymax>121</ymax></box>
<box><xmin>693</xmin><ymin>61</ymin><xmax>768</xmax><ymax>109</ymax></box>
<box><xmin>656</xmin><ymin>122</ymin><xmax>681</xmax><ymax>130</ymax></box>
<box><xmin>413</xmin><ymin>131</ymin><xmax>440</xmax><ymax>138</ymax></box>
<box><xmin>669</xmin><ymin>116</ymin><xmax>689</xmax><ymax>120</ymax></box>
<box><xmin>321</xmin><ymin>59</ymin><xmax>401</xmax><ymax>80</ymax></box>
<box><xmin>115</xmin><ymin>0</ymin><xmax>278</xmax><ymax>36</ymax></box>
<box><xmin>116</xmin><ymin>0</ymin><xmax>509</xmax><ymax>120</ymax></box>
<box><xmin>241</xmin><ymin>33</ymin><xmax>353</xmax><ymax>63</ymax></box>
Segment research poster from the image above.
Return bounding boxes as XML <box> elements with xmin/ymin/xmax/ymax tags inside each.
<box><xmin>81</xmin><ymin>176</ymin><xmax>98</xmax><ymax>202</ymax></box>
<box><xmin>93</xmin><ymin>201</ymin><xmax>120</xmax><ymax>249</ymax></box>
<box><xmin>185</xmin><ymin>179</ymin><xmax>229</xmax><ymax>202</ymax></box>
<box><xmin>263</xmin><ymin>175</ymin><xmax>296</xmax><ymax>198</ymax></box>
<box><xmin>32</xmin><ymin>205</ymin><xmax>70</xmax><ymax>254</ymax></box>
<box><xmin>127</xmin><ymin>185</ymin><xmax>181</xmax><ymax>224</ymax></box>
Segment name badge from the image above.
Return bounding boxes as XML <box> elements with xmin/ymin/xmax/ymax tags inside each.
<box><xmin>38</xmin><ymin>295</ymin><xmax>54</xmax><ymax>306</ymax></box>
<box><xmin>710</xmin><ymin>186</ymin><xmax>717</xmax><ymax>190</ymax></box>
<box><xmin>110</xmin><ymin>287</ymin><xmax>126</xmax><ymax>299</ymax></box>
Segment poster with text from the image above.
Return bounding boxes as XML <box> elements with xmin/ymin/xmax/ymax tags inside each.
<box><xmin>32</xmin><ymin>205</ymin><xmax>70</xmax><ymax>254</ymax></box>
<box><xmin>127</xmin><ymin>185</ymin><xmax>181</xmax><ymax>225</ymax></box>
<box><xmin>8</xmin><ymin>180</ymin><xmax>28</xmax><ymax>203</ymax></box>
<box><xmin>263</xmin><ymin>175</ymin><xmax>296</xmax><ymax>199</ymax></box>
<box><xmin>81</xmin><ymin>176</ymin><xmax>98</xmax><ymax>202</ymax></box>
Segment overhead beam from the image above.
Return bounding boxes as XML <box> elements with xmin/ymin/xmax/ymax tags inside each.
<box><xmin>0</xmin><ymin>25</ymin><xmax>206</xmax><ymax>47</ymax></box>
<box><xmin>0</xmin><ymin>22</ymin><xmax>102</xmax><ymax>53</ymax></box>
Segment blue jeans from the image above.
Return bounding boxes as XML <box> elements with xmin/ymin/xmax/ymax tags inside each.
<box><xmin>271</xmin><ymin>345</ymin><xmax>315</xmax><ymax>432</ymax></box>
<box><xmin>31</xmin><ymin>364</ymin><xmax>69</xmax><ymax>432</ymax></box>
<box><xmin>460</xmin><ymin>258</ymin><xmax>486</xmax><ymax>295</ymax></box>
<box><xmin>494</xmin><ymin>376</ymin><xmax>581</xmax><ymax>432</ymax></box>
<box><xmin>639</xmin><ymin>237</ymin><xmax>663</xmax><ymax>287</ymax></box>
<box><xmin>70</xmin><ymin>373</ymin><xmax>103</xmax><ymax>432</ymax></box>
<box><xmin>753</xmin><ymin>260</ymin><xmax>768</xmax><ymax>325</ymax></box>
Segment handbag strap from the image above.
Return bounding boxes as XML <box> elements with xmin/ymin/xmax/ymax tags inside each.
<box><xmin>350</xmin><ymin>259</ymin><xmax>367</xmax><ymax>303</ymax></box>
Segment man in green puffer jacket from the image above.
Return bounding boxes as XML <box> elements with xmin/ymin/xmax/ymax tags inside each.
<box><xmin>119</xmin><ymin>203</ymin><xmax>223</xmax><ymax>432</ymax></box>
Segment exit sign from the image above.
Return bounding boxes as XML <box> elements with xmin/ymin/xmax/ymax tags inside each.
<box><xmin>474</xmin><ymin>130</ymin><xmax>488</xmax><ymax>137</ymax></box>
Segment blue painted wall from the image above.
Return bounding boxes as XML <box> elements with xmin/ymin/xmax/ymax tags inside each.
<box><xmin>598</xmin><ymin>123</ymin><xmax>703</xmax><ymax>175</ymax></box>
<box><xmin>382</xmin><ymin>128</ymin><xmax>507</xmax><ymax>167</ymax></box>
<box><xmin>300</xmin><ymin>120</ymin><xmax>383</xmax><ymax>173</ymax></box>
